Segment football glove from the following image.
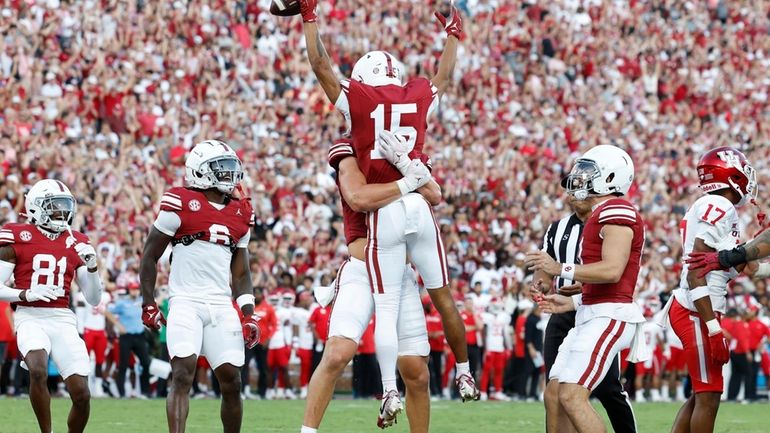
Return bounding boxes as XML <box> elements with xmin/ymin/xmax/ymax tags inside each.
<box><xmin>24</xmin><ymin>285</ymin><xmax>60</xmax><ymax>302</ymax></box>
<box><xmin>142</xmin><ymin>303</ymin><xmax>167</xmax><ymax>330</ymax></box>
<box><xmin>299</xmin><ymin>0</ymin><xmax>317</xmax><ymax>23</ymax></box>
<box><xmin>377</xmin><ymin>130</ymin><xmax>413</xmax><ymax>174</ymax></box>
<box><xmin>395</xmin><ymin>160</ymin><xmax>432</xmax><ymax>196</ymax></box>
<box><xmin>74</xmin><ymin>243</ymin><xmax>98</xmax><ymax>269</ymax></box>
<box><xmin>707</xmin><ymin>329</ymin><xmax>730</xmax><ymax>365</ymax></box>
<box><xmin>434</xmin><ymin>4</ymin><xmax>464</xmax><ymax>40</ymax></box>
<box><xmin>242</xmin><ymin>315</ymin><xmax>261</xmax><ymax>349</ymax></box>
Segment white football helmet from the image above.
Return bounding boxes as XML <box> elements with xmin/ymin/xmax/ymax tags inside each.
<box><xmin>25</xmin><ymin>179</ymin><xmax>77</xmax><ymax>233</ymax></box>
<box><xmin>563</xmin><ymin>145</ymin><xmax>635</xmax><ymax>200</ymax></box>
<box><xmin>185</xmin><ymin>140</ymin><xmax>243</xmax><ymax>194</ymax></box>
<box><xmin>351</xmin><ymin>51</ymin><xmax>404</xmax><ymax>87</ymax></box>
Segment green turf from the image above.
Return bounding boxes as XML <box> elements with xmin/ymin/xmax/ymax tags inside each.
<box><xmin>0</xmin><ymin>398</ymin><xmax>766</xmax><ymax>433</ymax></box>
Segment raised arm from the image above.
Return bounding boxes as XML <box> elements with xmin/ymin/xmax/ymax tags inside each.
<box><xmin>430</xmin><ymin>5</ymin><xmax>464</xmax><ymax>97</ymax></box>
<box><xmin>300</xmin><ymin>0</ymin><xmax>341</xmax><ymax>104</ymax></box>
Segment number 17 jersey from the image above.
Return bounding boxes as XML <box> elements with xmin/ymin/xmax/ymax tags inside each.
<box><xmin>676</xmin><ymin>194</ymin><xmax>740</xmax><ymax>313</ymax></box>
<box><xmin>335</xmin><ymin>77</ymin><xmax>439</xmax><ymax>184</ymax></box>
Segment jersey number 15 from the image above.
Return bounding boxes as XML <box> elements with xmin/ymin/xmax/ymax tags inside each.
<box><xmin>370</xmin><ymin>103</ymin><xmax>417</xmax><ymax>159</ymax></box>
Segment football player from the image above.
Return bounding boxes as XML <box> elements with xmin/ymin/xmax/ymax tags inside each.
<box><xmin>671</xmin><ymin>148</ymin><xmax>759</xmax><ymax>433</ymax></box>
<box><xmin>139</xmin><ymin>140</ymin><xmax>260</xmax><ymax>433</ymax></box>
<box><xmin>479</xmin><ymin>298</ymin><xmax>511</xmax><ymax>401</ymax></box>
<box><xmin>299</xmin><ymin>0</ymin><xmax>478</xmax><ymax>423</ymax></box>
<box><xmin>78</xmin><ymin>286</ymin><xmax>112</xmax><ymax>397</ymax></box>
<box><xmin>0</xmin><ymin>179</ymin><xmax>103</xmax><ymax>433</ymax></box>
<box><xmin>300</xmin><ymin>136</ymin><xmax>438</xmax><ymax>433</ymax></box>
<box><xmin>526</xmin><ymin>145</ymin><xmax>647</xmax><ymax>433</ymax></box>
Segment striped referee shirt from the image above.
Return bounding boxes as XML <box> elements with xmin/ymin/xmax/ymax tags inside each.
<box><xmin>541</xmin><ymin>214</ymin><xmax>584</xmax><ymax>289</ymax></box>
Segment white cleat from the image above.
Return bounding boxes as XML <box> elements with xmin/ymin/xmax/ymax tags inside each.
<box><xmin>480</xmin><ymin>392</ymin><xmax>488</xmax><ymax>401</ymax></box>
<box><xmin>455</xmin><ymin>373</ymin><xmax>480</xmax><ymax>402</ymax></box>
<box><xmin>492</xmin><ymin>392</ymin><xmax>511</xmax><ymax>402</ymax></box>
<box><xmin>300</xmin><ymin>386</ymin><xmax>308</xmax><ymax>400</ymax></box>
<box><xmin>377</xmin><ymin>390</ymin><xmax>403</xmax><ymax>429</ymax></box>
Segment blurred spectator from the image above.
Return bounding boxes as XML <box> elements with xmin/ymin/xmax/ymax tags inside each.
<box><xmin>106</xmin><ymin>283</ymin><xmax>151</xmax><ymax>399</ymax></box>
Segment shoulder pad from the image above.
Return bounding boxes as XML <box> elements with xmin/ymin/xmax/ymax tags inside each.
<box><xmin>691</xmin><ymin>195</ymin><xmax>736</xmax><ymax>226</ymax></box>
<box><xmin>596</xmin><ymin>199</ymin><xmax>638</xmax><ymax>226</ymax></box>
<box><xmin>328</xmin><ymin>139</ymin><xmax>355</xmax><ymax>171</ymax></box>
<box><xmin>159</xmin><ymin>188</ymin><xmax>187</xmax><ymax>213</ymax></box>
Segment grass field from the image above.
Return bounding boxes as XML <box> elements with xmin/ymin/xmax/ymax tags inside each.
<box><xmin>0</xmin><ymin>398</ymin><xmax>767</xmax><ymax>433</ymax></box>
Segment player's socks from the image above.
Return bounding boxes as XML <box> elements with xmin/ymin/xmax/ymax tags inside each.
<box><xmin>300</xmin><ymin>426</ymin><xmax>318</xmax><ymax>433</ymax></box>
<box><xmin>455</xmin><ymin>361</ymin><xmax>470</xmax><ymax>378</ymax></box>
<box><xmin>651</xmin><ymin>389</ymin><xmax>661</xmax><ymax>401</ymax></box>
<box><xmin>382</xmin><ymin>379</ymin><xmax>398</xmax><ymax>393</ymax></box>
<box><xmin>635</xmin><ymin>389</ymin><xmax>645</xmax><ymax>402</ymax></box>
<box><xmin>675</xmin><ymin>384</ymin><xmax>685</xmax><ymax>401</ymax></box>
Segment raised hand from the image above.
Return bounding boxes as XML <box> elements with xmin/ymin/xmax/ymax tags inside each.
<box><xmin>299</xmin><ymin>0</ymin><xmax>317</xmax><ymax>23</ymax></box>
<box><xmin>434</xmin><ymin>4</ymin><xmax>464</xmax><ymax>40</ymax></box>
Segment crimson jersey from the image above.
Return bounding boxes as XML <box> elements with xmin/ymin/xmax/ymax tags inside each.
<box><xmin>580</xmin><ymin>198</ymin><xmax>645</xmax><ymax>305</ymax></box>
<box><xmin>0</xmin><ymin>223</ymin><xmax>90</xmax><ymax>309</ymax></box>
<box><xmin>335</xmin><ymin>77</ymin><xmax>438</xmax><ymax>184</ymax></box>
<box><xmin>157</xmin><ymin>187</ymin><xmax>253</xmax><ymax>301</ymax></box>
<box><xmin>328</xmin><ymin>139</ymin><xmax>367</xmax><ymax>244</ymax></box>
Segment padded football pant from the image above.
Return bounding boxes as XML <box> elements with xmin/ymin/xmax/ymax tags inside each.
<box><xmin>544</xmin><ymin>311</ymin><xmax>637</xmax><ymax>433</ymax></box>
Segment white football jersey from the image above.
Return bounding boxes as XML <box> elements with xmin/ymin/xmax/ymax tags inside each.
<box><xmin>676</xmin><ymin>194</ymin><xmax>740</xmax><ymax>313</ymax></box>
<box><xmin>293</xmin><ymin>307</ymin><xmax>314</xmax><ymax>350</ymax></box>
<box><xmin>269</xmin><ymin>306</ymin><xmax>294</xmax><ymax>349</ymax></box>
<box><xmin>79</xmin><ymin>292</ymin><xmax>112</xmax><ymax>331</ymax></box>
<box><xmin>483</xmin><ymin>311</ymin><xmax>509</xmax><ymax>353</ymax></box>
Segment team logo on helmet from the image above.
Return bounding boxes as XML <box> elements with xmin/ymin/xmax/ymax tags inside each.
<box><xmin>20</xmin><ymin>231</ymin><xmax>32</xmax><ymax>242</ymax></box>
<box><xmin>188</xmin><ymin>200</ymin><xmax>201</xmax><ymax>212</ymax></box>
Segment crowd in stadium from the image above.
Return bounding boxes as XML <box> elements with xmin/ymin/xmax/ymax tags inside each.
<box><xmin>1</xmin><ymin>0</ymin><xmax>769</xmax><ymax>408</ymax></box>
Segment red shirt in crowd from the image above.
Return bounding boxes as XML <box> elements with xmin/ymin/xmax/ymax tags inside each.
<box><xmin>253</xmin><ymin>300</ymin><xmax>278</xmax><ymax>346</ymax></box>
<box><xmin>514</xmin><ymin>313</ymin><xmax>528</xmax><ymax>358</ymax></box>
<box><xmin>723</xmin><ymin>318</ymin><xmax>750</xmax><ymax>354</ymax></box>
<box><xmin>426</xmin><ymin>310</ymin><xmax>444</xmax><ymax>352</ymax></box>
<box><xmin>0</xmin><ymin>302</ymin><xmax>12</xmax><ymax>343</ymax></box>
<box><xmin>461</xmin><ymin>310</ymin><xmax>477</xmax><ymax>346</ymax></box>
<box><xmin>358</xmin><ymin>319</ymin><xmax>376</xmax><ymax>355</ymax></box>
<box><xmin>747</xmin><ymin>318</ymin><xmax>770</xmax><ymax>351</ymax></box>
<box><xmin>309</xmin><ymin>305</ymin><xmax>331</xmax><ymax>343</ymax></box>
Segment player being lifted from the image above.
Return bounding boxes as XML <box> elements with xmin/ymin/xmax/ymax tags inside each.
<box><xmin>672</xmin><ymin>147</ymin><xmax>760</xmax><ymax>433</ymax></box>
<box><xmin>139</xmin><ymin>140</ymin><xmax>261</xmax><ymax>433</ymax></box>
<box><xmin>526</xmin><ymin>146</ymin><xmax>647</xmax><ymax>433</ymax></box>
<box><xmin>299</xmin><ymin>0</ymin><xmax>478</xmax><ymax>423</ymax></box>
<box><xmin>0</xmin><ymin>179</ymin><xmax>103</xmax><ymax>433</ymax></box>
<box><xmin>301</xmin><ymin>135</ymin><xmax>438</xmax><ymax>433</ymax></box>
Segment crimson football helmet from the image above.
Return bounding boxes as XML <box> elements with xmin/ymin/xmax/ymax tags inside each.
<box><xmin>697</xmin><ymin>147</ymin><xmax>756</xmax><ymax>207</ymax></box>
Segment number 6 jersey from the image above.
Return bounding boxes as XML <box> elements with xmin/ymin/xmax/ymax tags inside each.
<box><xmin>0</xmin><ymin>223</ymin><xmax>90</xmax><ymax>309</ymax></box>
<box><xmin>676</xmin><ymin>194</ymin><xmax>740</xmax><ymax>313</ymax></box>
<box><xmin>154</xmin><ymin>187</ymin><xmax>253</xmax><ymax>304</ymax></box>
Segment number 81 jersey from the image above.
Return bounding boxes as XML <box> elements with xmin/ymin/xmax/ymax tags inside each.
<box><xmin>155</xmin><ymin>187</ymin><xmax>253</xmax><ymax>303</ymax></box>
<box><xmin>677</xmin><ymin>194</ymin><xmax>740</xmax><ymax>313</ymax></box>
<box><xmin>0</xmin><ymin>223</ymin><xmax>90</xmax><ymax>308</ymax></box>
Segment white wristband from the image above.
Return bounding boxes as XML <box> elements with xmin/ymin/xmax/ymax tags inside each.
<box><xmin>395</xmin><ymin>179</ymin><xmax>410</xmax><ymax>196</ymax></box>
<box><xmin>560</xmin><ymin>263</ymin><xmax>576</xmax><ymax>281</ymax></box>
<box><xmin>689</xmin><ymin>286</ymin><xmax>710</xmax><ymax>301</ymax></box>
<box><xmin>705</xmin><ymin>319</ymin><xmax>721</xmax><ymax>336</ymax></box>
<box><xmin>236</xmin><ymin>294</ymin><xmax>255</xmax><ymax>310</ymax></box>
<box><xmin>571</xmin><ymin>294</ymin><xmax>583</xmax><ymax>310</ymax></box>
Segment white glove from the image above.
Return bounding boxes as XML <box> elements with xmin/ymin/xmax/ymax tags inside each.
<box><xmin>74</xmin><ymin>243</ymin><xmax>97</xmax><ymax>269</ymax></box>
<box><xmin>378</xmin><ymin>130</ymin><xmax>413</xmax><ymax>174</ymax></box>
<box><xmin>395</xmin><ymin>159</ymin><xmax>432</xmax><ymax>195</ymax></box>
<box><xmin>25</xmin><ymin>285</ymin><xmax>60</xmax><ymax>302</ymax></box>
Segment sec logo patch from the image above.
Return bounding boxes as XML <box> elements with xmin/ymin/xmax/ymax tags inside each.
<box><xmin>20</xmin><ymin>231</ymin><xmax>32</xmax><ymax>242</ymax></box>
<box><xmin>188</xmin><ymin>200</ymin><xmax>201</xmax><ymax>212</ymax></box>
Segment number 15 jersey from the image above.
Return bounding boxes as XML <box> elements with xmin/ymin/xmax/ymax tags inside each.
<box><xmin>335</xmin><ymin>77</ymin><xmax>438</xmax><ymax>184</ymax></box>
<box><xmin>154</xmin><ymin>187</ymin><xmax>253</xmax><ymax>304</ymax></box>
<box><xmin>676</xmin><ymin>194</ymin><xmax>740</xmax><ymax>314</ymax></box>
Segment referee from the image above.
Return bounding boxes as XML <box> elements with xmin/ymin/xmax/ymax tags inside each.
<box><xmin>534</xmin><ymin>194</ymin><xmax>637</xmax><ymax>433</ymax></box>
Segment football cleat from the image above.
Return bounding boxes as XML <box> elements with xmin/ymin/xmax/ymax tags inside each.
<box><xmin>377</xmin><ymin>390</ymin><xmax>403</xmax><ymax>429</ymax></box>
<box><xmin>455</xmin><ymin>373</ymin><xmax>480</xmax><ymax>402</ymax></box>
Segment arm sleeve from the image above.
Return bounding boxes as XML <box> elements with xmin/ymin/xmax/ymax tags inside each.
<box><xmin>334</xmin><ymin>80</ymin><xmax>352</xmax><ymax>133</ymax></box>
<box><xmin>76</xmin><ymin>266</ymin><xmax>103</xmax><ymax>306</ymax></box>
<box><xmin>0</xmin><ymin>260</ymin><xmax>21</xmax><ymax>301</ymax></box>
<box><xmin>237</xmin><ymin>231</ymin><xmax>250</xmax><ymax>248</ymax></box>
<box><xmin>0</xmin><ymin>260</ymin><xmax>14</xmax><ymax>284</ymax></box>
<box><xmin>153</xmin><ymin>211</ymin><xmax>182</xmax><ymax>237</ymax></box>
